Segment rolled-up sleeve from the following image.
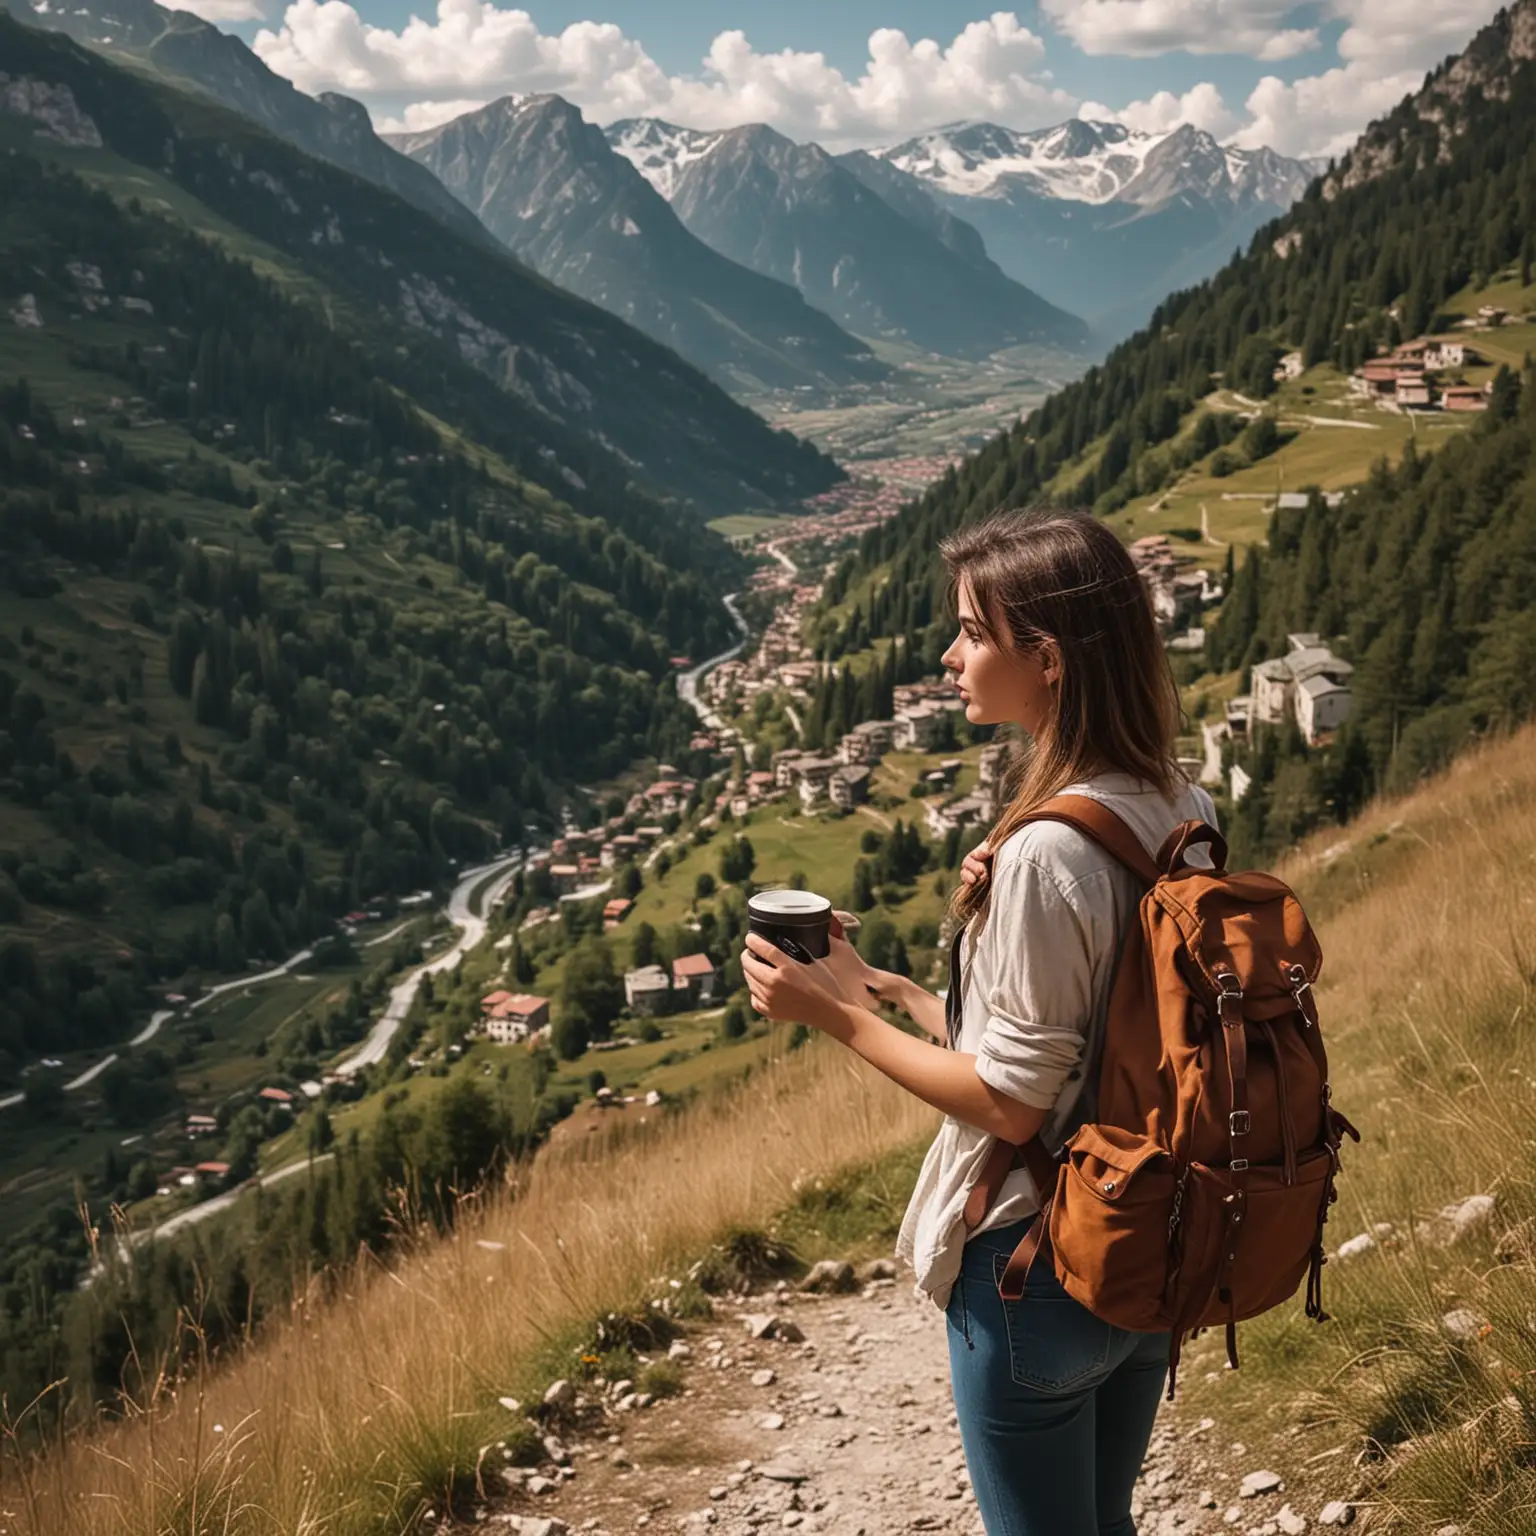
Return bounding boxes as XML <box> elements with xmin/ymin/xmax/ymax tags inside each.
<box><xmin>972</xmin><ymin>854</ymin><xmax>1096</xmax><ymax>1111</ymax></box>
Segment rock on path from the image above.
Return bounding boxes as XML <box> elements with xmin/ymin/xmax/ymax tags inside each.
<box><xmin>470</xmin><ymin>1266</ymin><xmax>1345</xmax><ymax>1536</ymax></box>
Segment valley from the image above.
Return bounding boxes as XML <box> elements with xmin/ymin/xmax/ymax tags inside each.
<box><xmin>3</xmin><ymin>0</ymin><xmax>1536</xmax><ymax>1531</ymax></box>
<box><xmin>746</xmin><ymin>340</ymin><xmax>1084</xmax><ymax>463</ymax></box>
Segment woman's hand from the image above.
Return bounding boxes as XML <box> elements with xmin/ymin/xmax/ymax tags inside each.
<box><xmin>960</xmin><ymin>841</ymin><xmax>993</xmax><ymax>890</ymax></box>
<box><xmin>742</xmin><ymin>932</ymin><xmax>848</xmax><ymax>1033</ymax></box>
<box><xmin>819</xmin><ymin>910</ymin><xmax>885</xmax><ymax>1005</ymax></box>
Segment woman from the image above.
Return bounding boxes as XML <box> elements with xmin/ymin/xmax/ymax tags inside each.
<box><xmin>741</xmin><ymin>509</ymin><xmax>1217</xmax><ymax>1536</ymax></box>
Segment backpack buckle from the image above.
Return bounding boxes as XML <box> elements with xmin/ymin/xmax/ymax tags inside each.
<box><xmin>1229</xmin><ymin>1109</ymin><xmax>1251</xmax><ymax>1136</ymax></box>
<box><xmin>1215</xmin><ymin>970</ymin><xmax>1244</xmax><ymax>1026</ymax></box>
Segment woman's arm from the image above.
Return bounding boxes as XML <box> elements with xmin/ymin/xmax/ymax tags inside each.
<box><xmin>825</xmin><ymin>997</ymin><xmax>1047</xmax><ymax>1143</ymax></box>
<box><xmin>871</xmin><ymin>971</ymin><xmax>948</xmax><ymax>1043</ymax></box>
<box><xmin>819</xmin><ymin>921</ymin><xmax>946</xmax><ymax>1042</ymax></box>
<box><xmin>741</xmin><ymin>935</ymin><xmax>1046</xmax><ymax>1144</ymax></box>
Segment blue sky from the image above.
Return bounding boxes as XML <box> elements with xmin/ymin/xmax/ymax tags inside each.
<box><xmin>214</xmin><ymin>0</ymin><xmax>1503</xmax><ymax>159</ymax></box>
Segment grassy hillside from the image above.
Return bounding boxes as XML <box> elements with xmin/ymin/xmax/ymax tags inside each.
<box><xmin>1207</xmin><ymin>366</ymin><xmax>1535</xmax><ymax>864</ymax></box>
<box><xmin>9</xmin><ymin>721</ymin><xmax>1536</xmax><ymax>1534</ymax></box>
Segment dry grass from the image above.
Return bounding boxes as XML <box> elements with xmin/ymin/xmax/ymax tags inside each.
<box><xmin>0</xmin><ymin>1045</ymin><xmax>937</xmax><ymax>1535</ymax></box>
<box><xmin>1178</xmin><ymin>726</ymin><xmax>1536</xmax><ymax>1532</ymax></box>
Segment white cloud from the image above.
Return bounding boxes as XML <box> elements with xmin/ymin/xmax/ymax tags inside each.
<box><xmin>1065</xmin><ymin>0</ymin><xmax>1505</xmax><ymax>159</ymax></box>
<box><xmin>161</xmin><ymin>0</ymin><xmax>266</xmax><ymax>20</ymax></box>
<box><xmin>1079</xmin><ymin>80</ymin><xmax>1238</xmax><ymax>137</ymax></box>
<box><xmin>1039</xmin><ymin>0</ymin><xmax>1317</xmax><ymax>60</ymax></box>
<box><xmin>1331</xmin><ymin>0</ymin><xmax>1503</xmax><ymax>73</ymax></box>
<box><xmin>252</xmin><ymin>4</ymin><xmax>1075</xmax><ymax>148</ymax></box>
<box><xmin>376</xmin><ymin>98</ymin><xmax>492</xmax><ymax>135</ymax></box>
<box><xmin>1228</xmin><ymin>0</ymin><xmax>1505</xmax><ymax>158</ymax></box>
<box><xmin>1229</xmin><ymin>65</ymin><xmax>1421</xmax><ymax>158</ymax></box>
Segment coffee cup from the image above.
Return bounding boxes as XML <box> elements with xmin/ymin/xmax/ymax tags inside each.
<box><xmin>748</xmin><ymin>889</ymin><xmax>833</xmax><ymax>964</ymax></box>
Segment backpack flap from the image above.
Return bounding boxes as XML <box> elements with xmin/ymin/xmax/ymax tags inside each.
<box><xmin>1154</xmin><ymin>866</ymin><xmax>1324</xmax><ymax>1020</ymax></box>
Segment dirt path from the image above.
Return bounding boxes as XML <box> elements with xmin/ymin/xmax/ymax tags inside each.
<box><xmin>469</xmin><ymin>1266</ymin><xmax>1313</xmax><ymax>1536</ymax></box>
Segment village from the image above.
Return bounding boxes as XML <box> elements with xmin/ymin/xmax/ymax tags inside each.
<box><xmin>1279</xmin><ymin>302</ymin><xmax>1524</xmax><ymax>413</ymax></box>
<box><xmin>458</xmin><ymin>417</ymin><xmax>1382</xmax><ymax>1056</ymax></box>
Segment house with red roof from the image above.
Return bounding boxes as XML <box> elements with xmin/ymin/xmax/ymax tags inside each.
<box><xmin>671</xmin><ymin>952</ymin><xmax>719</xmax><ymax>1006</ymax></box>
<box><xmin>484</xmin><ymin>993</ymin><xmax>550</xmax><ymax>1043</ymax></box>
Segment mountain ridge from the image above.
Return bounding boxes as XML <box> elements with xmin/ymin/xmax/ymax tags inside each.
<box><xmin>873</xmin><ymin>118</ymin><xmax>1318</xmax><ymax>337</ymax></box>
<box><xmin>0</xmin><ymin>16</ymin><xmax>839</xmax><ymax>514</ymax></box>
<box><xmin>2</xmin><ymin>0</ymin><xmax>493</xmax><ymax>244</ymax></box>
<box><xmin>385</xmin><ymin>94</ymin><xmax>884</xmax><ymax>396</ymax></box>
<box><xmin>1325</xmin><ymin>0</ymin><xmax>1536</xmax><ymax>197</ymax></box>
<box><xmin>606</xmin><ymin>115</ymin><xmax>1088</xmax><ymax>359</ymax></box>
<box><xmin>877</xmin><ymin>118</ymin><xmax>1314</xmax><ymax>211</ymax></box>
<box><xmin>612</xmin><ymin>112</ymin><xmax>1316</xmax><ymax>341</ymax></box>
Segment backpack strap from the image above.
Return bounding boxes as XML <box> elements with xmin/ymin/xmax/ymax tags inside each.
<box><xmin>960</xmin><ymin>797</ymin><xmax>1164</xmax><ymax>1247</ymax></box>
<box><xmin>983</xmin><ymin>796</ymin><xmax>1162</xmax><ymax>1295</ymax></box>
<box><xmin>1021</xmin><ymin>794</ymin><xmax>1162</xmax><ymax>887</ymax></box>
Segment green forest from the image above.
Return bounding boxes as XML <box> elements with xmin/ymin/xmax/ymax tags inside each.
<box><xmin>817</xmin><ymin>42</ymin><xmax>1536</xmax><ymax>860</ymax></box>
<box><xmin>0</xmin><ymin>144</ymin><xmax>748</xmax><ymax>1075</ymax></box>
<box><xmin>1209</xmin><ymin>365</ymin><xmax>1535</xmax><ymax>861</ymax></box>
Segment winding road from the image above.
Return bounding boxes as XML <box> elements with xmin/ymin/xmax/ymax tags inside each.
<box><xmin>675</xmin><ymin>537</ymin><xmax>798</xmax><ymax>734</ymax></box>
<box><xmin>332</xmin><ymin>852</ymin><xmax>525</xmax><ymax>1077</ymax></box>
<box><xmin>111</xmin><ymin>849</ymin><xmax>530</xmax><ymax>1250</ymax></box>
<box><xmin>2</xmin><ymin>855</ymin><xmax>522</xmax><ymax>1112</ymax></box>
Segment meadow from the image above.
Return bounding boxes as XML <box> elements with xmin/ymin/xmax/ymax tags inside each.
<box><xmin>11</xmin><ymin>713</ymin><xmax>1536</xmax><ymax>1532</ymax></box>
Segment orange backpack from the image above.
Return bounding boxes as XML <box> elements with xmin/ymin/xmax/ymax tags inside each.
<box><xmin>958</xmin><ymin>795</ymin><xmax>1359</xmax><ymax>1395</ymax></box>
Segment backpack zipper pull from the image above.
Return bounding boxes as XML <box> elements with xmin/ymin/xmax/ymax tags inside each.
<box><xmin>1287</xmin><ymin>963</ymin><xmax>1317</xmax><ymax>1027</ymax></box>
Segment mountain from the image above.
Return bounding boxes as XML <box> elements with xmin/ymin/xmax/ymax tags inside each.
<box><xmin>386</xmin><ymin>95</ymin><xmax>882</xmax><ymax>395</ymax></box>
<box><xmin>825</xmin><ymin>0</ymin><xmax>1536</xmax><ymax>841</ymax></box>
<box><xmin>877</xmin><ymin>120</ymin><xmax>1318</xmax><ymax>339</ymax></box>
<box><xmin>2</xmin><ymin>0</ymin><xmax>492</xmax><ymax>246</ymax></box>
<box><xmin>0</xmin><ymin>14</ymin><xmax>829</xmax><ymax>1081</ymax></box>
<box><xmin>607</xmin><ymin>118</ymin><xmax>1088</xmax><ymax>359</ymax></box>
<box><xmin>0</xmin><ymin>17</ymin><xmax>837</xmax><ymax>514</ymax></box>
<box><xmin>1325</xmin><ymin>0</ymin><xmax>1536</xmax><ymax>195</ymax></box>
<box><xmin>831</xmin><ymin>149</ymin><xmax>995</xmax><ymax>269</ymax></box>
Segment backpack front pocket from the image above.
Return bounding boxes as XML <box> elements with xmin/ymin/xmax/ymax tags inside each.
<box><xmin>1049</xmin><ymin>1124</ymin><xmax>1178</xmax><ymax>1333</ymax></box>
<box><xmin>1168</xmin><ymin>1151</ymin><xmax>1338</xmax><ymax>1330</ymax></box>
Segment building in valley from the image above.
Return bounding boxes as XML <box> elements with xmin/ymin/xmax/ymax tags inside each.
<box><xmin>671</xmin><ymin>953</ymin><xmax>719</xmax><ymax>1006</ymax></box>
<box><xmin>839</xmin><ymin>719</ymin><xmax>896</xmax><ymax>766</ymax></box>
<box><xmin>828</xmin><ymin>765</ymin><xmax>870</xmax><ymax>810</ymax></box>
<box><xmin>1249</xmin><ymin>633</ymin><xmax>1354</xmax><ymax>743</ymax></box>
<box><xmin>793</xmin><ymin>756</ymin><xmax>841</xmax><ymax>806</ymax></box>
<box><xmin>482</xmin><ymin>992</ymin><xmax>550</xmax><ymax>1043</ymax></box>
<box><xmin>624</xmin><ymin>964</ymin><xmax>673</xmax><ymax>1016</ymax></box>
<box><xmin>1442</xmin><ymin>385</ymin><xmax>1488</xmax><ymax>412</ymax></box>
<box><xmin>1294</xmin><ymin>672</ymin><xmax>1353</xmax><ymax>746</ymax></box>
<box><xmin>924</xmin><ymin>790</ymin><xmax>993</xmax><ymax>841</ymax></box>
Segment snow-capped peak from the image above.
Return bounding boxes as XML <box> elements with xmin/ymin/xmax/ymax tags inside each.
<box><xmin>606</xmin><ymin>118</ymin><xmax>723</xmax><ymax>200</ymax></box>
<box><xmin>877</xmin><ymin>120</ymin><xmax>1312</xmax><ymax>209</ymax></box>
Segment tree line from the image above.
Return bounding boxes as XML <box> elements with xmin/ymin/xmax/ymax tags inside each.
<box><xmin>827</xmin><ymin>56</ymin><xmax>1536</xmax><ymax>667</ymax></box>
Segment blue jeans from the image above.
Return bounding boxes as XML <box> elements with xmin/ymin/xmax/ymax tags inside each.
<box><xmin>945</xmin><ymin>1219</ymin><xmax>1169</xmax><ymax>1536</ymax></box>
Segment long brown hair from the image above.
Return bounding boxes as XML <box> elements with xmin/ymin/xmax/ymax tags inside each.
<box><xmin>942</xmin><ymin>509</ymin><xmax>1182</xmax><ymax>926</ymax></box>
